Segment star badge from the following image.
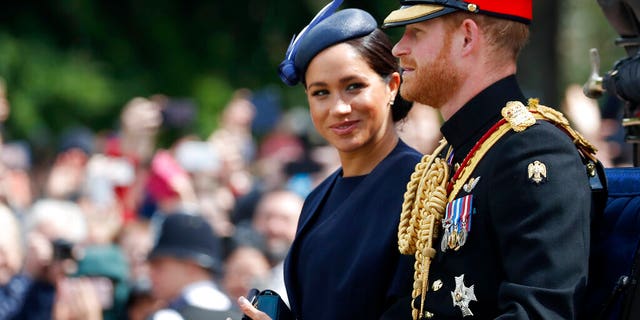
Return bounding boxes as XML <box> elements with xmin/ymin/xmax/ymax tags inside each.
<box><xmin>451</xmin><ymin>274</ymin><xmax>477</xmax><ymax>317</ymax></box>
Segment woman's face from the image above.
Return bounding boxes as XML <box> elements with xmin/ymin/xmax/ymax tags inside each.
<box><xmin>304</xmin><ymin>43</ymin><xmax>398</xmax><ymax>155</ymax></box>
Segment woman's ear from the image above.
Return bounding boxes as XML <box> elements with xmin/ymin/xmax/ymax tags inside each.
<box><xmin>388</xmin><ymin>71</ymin><xmax>401</xmax><ymax>98</ymax></box>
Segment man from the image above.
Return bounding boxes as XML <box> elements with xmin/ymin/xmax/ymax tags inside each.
<box><xmin>251</xmin><ymin>190</ymin><xmax>303</xmax><ymax>306</ymax></box>
<box><xmin>147</xmin><ymin>213</ymin><xmax>240</xmax><ymax>320</ymax></box>
<box><xmin>382</xmin><ymin>1</ymin><xmax>602</xmax><ymax>319</ymax></box>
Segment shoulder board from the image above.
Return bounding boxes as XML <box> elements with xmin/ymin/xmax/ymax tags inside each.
<box><xmin>527</xmin><ymin>98</ymin><xmax>598</xmax><ymax>162</ymax></box>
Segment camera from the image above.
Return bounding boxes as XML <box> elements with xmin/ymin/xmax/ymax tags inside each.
<box><xmin>52</xmin><ymin>238</ymin><xmax>77</xmax><ymax>261</ymax></box>
<box><xmin>583</xmin><ymin>0</ymin><xmax>640</xmax><ymax>164</ymax></box>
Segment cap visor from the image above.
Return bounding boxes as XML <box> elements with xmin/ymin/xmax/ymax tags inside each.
<box><xmin>383</xmin><ymin>4</ymin><xmax>455</xmax><ymax>28</ymax></box>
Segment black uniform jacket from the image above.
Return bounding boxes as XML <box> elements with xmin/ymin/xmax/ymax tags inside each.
<box><xmin>419</xmin><ymin>75</ymin><xmax>592</xmax><ymax>319</ymax></box>
<box><xmin>284</xmin><ymin>140</ymin><xmax>421</xmax><ymax>320</ymax></box>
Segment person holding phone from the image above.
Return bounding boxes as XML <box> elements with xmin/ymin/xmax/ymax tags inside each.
<box><xmin>239</xmin><ymin>1</ymin><xmax>421</xmax><ymax>319</ymax></box>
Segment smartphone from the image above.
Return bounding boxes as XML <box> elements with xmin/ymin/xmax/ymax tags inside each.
<box><xmin>241</xmin><ymin>288</ymin><xmax>261</xmax><ymax>320</ymax></box>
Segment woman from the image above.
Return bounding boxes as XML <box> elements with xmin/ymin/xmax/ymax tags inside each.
<box><xmin>240</xmin><ymin>2</ymin><xmax>421</xmax><ymax>319</ymax></box>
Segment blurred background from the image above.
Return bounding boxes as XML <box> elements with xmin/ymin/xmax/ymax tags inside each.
<box><xmin>0</xmin><ymin>1</ymin><xmax>634</xmax><ymax>319</ymax></box>
<box><xmin>0</xmin><ymin>0</ymin><xmax>626</xmax><ymax>151</ymax></box>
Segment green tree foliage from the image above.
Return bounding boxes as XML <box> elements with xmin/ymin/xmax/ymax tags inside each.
<box><xmin>0</xmin><ymin>0</ymin><xmax>623</xmax><ymax>150</ymax></box>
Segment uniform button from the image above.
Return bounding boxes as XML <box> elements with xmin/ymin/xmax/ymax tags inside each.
<box><xmin>432</xmin><ymin>279</ymin><xmax>443</xmax><ymax>291</ymax></box>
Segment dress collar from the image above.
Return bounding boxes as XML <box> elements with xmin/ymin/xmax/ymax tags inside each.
<box><xmin>440</xmin><ymin>75</ymin><xmax>526</xmax><ymax>162</ymax></box>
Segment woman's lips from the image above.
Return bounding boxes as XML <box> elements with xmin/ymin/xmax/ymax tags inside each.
<box><xmin>331</xmin><ymin>120</ymin><xmax>359</xmax><ymax>135</ymax></box>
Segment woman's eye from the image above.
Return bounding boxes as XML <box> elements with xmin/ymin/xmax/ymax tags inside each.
<box><xmin>311</xmin><ymin>89</ymin><xmax>329</xmax><ymax>97</ymax></box>
<box><xmin>346</xmin><ymin>83</ymin><xmax>365</xmax><ymax>91</ymax></box>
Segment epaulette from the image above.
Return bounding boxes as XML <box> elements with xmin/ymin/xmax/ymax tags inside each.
<box><xmin>527</xmin><ymin>98</ymin><xmax>598</xmax><ymax>164</ymax></box>
<box><xmin>448</xmin><ymin>99</ymin><xmax>599</xmax><ymax>201</ymax></box>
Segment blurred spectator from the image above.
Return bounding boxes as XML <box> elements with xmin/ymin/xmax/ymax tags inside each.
<box><xmin>104</xmin><ymin>96</ymin><xmax>162</xmax><ymax>222</ymax></box>
<box><xmin>147</xmin><ymin>213</ymin><xmax>240</xmax><ymax>320</ymax></box>
<box><xmin>172</xmin><ymin>135</ymin><xmax>236</xmax><ymax>238</ymax></box>
<box><xmin>116</xmin><ymin>97</ymin><xmax>163</xmax><ymax>165</ymax></box>
<box><xmin>146</xmin><ymin>143</ymin><xmax>199</xmax><ymax>216</ymax></box>
<box><xmin>249</xmin><ymin>190</ymin><xmax>302</xmax><ymax>306</ymax></box>
<box><xmin>15</xmin><ymin>198</ymin><xmax>88</xmax><ymax>319</ymax></box>
<box><xmin>126</xmin><ymin>284</ymin><xmax>163</xmax><ymax>320</ymax></box>
<box><xmin>222</xmin><ymin>245</ymin><xmax>271</xmax><ymax>304</ymax></box>
<box><xmin>117</xmin><ymin>220</ymin><xmax>154</xmax><ymax>288</ymax></box>
<box><xmin>51</xmin><ymin>277</ymin><xmax>102</xmax><ymax>320</ymax></box>
<box><xmin>0</xmin><ymin>141</ymin><xmax>33</xmax><ymax>214</ymax></box>
<box><xmin>70</xmin><ymin>244</ymin><xmax>130</xmax><ymax>320</ymax></box>
<box><xmin>397</xmin><ymin>102</ymin><xmax>442</xmax><ymax>154</ymax></box>
<box><xmin>44</xmin><ymin>126</ymin><xmax>95</xmax><ymax>201</ymax></box>
<box><xmin>0</xmin><ymin>78</ymin><xmax>8</xmax><ymax>123</ymax></box>
<box><xmin>208</xmin><ymin>89</ymin><xmax>257</xmax><ymax>199</ymax></box>
<box><xmin>251</xmin><ymin>190</ymin><xmax>302</xmax><ymax>266</ymax></box>
<box><xmin>0</xmin><ymin>204</ymin><xmax>29</xmax><ymax>319</ymax></box>
<box><xmin>116</xmin><ymin>220</ymin><xmax>164</xmax><ymax>320</ymax></box>
<box><xmin>562</xmin><ymin>84</ymin><xmax>613</xmax><ymax>167</ymax></box>
<box><xmin>0</xmin><ymin>204</ymin><xmax>22</xmax><ymax>286</ymax></box>
<box><xmin>197</xmin><ymin>176</ymin><xmax>237</xmax><ymax>239</ymax></box>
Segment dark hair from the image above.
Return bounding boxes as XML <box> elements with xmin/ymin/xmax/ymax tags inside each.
<box><xmin>345</xmin><ymin>29</ymin><xmax>412</xmax><ymax>122</ymax></box>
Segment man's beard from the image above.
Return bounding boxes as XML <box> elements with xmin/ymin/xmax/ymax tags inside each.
<box><xmin>400</xmin><ymin>39</ymin><xmax>462</xmax><ymax>109</ymax></box>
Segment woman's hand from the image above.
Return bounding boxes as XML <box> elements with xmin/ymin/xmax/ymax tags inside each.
<box><xmin>237</xmin><ymin>296</ymin><xmax>272</xmax><ymax>320</ymax></box>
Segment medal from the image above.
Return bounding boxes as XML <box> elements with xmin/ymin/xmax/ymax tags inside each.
<box><xmin>451</xmin><ymin>274</ymin><xmax>477</xmax><ymax>317</ymax></box>
<box><xmin>442</xmin><ymin>195</ymin><xmax>474</xmax><ymax>252</ymax></box>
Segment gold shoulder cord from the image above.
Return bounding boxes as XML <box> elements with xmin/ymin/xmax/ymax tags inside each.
<box><xmin>399</xmin><ymin>99</ymin><xmax>597</xmax><ymax>320</ymax></box>
<box><xmin>398</xmin><ymin>139</ymin><xmax>449</xmax><ymax>320</ymax></box>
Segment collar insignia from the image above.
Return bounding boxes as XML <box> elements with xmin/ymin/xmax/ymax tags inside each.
<box><xmin>451</xmin><ymin>274</ymin><xmax>477</xmax><ymax>317</ymax></box>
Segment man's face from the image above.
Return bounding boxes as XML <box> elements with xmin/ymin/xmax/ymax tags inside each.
<box><xmin>253</xmin><ymin>192</ymin><xmax>302</xmax><ymax>262</ymax></box>
<box><xmin>392</xmin><ymin>18</ymin><xmax>462</xmax><ymax>109</ymax></box>
<box><xmin>148</xmin><ymin>256</ymin><xmax>189</xmax><ymax>302</ymax></box>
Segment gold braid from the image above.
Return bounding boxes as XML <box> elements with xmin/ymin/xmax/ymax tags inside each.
<box><xmin>398</xmin><ymin>139</ymin><xmax>450</xmax><ymax>320</ymax></box>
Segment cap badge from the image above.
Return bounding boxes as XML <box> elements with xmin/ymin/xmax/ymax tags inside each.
<box><xmin>527</xmin><ymin>160</ymin><xmax>547</xmax><ymax>184</ymax></box>
<box><xmin>451</xmin><ymin>274</ymin><xmax>477</xmax><ymax>317</ymax></box>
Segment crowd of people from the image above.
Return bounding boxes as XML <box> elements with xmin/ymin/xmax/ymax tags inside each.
<box><xmin>0</xmin><ymin>71</ymin><xmax>441</xmax><ymax>319</ymax></box>
<box><xmin>0</xmin><ymin>0</ymin><xmax>634</xmax><ymax>319</ymax></box>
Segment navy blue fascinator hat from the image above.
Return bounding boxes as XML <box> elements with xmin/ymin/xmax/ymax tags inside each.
<box><xmin>278</xmin><ymin>0</ymin><xmax>377</xmax><ymax>86</ymax></box>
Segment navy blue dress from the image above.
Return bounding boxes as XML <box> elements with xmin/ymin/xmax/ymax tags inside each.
<box><xmin>284</xmin><ymin>140</ymin><xmax>421</xmax><ymax>320</ymax></box>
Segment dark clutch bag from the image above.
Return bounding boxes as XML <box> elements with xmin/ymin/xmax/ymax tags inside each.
<box><xmin>242</xmin><ymin>288</ymin><xmax>294</xmax><ymax>320</ymax></box>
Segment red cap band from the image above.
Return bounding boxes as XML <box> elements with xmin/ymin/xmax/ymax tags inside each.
<box><xmin>472</xmin><ymin>0</ymin><xmax>532</xmax><ymax>22</ymax></box>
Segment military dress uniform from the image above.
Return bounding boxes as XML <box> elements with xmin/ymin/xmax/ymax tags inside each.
<box><xmin>405</xmin><ymin>76</ymin><xmax>595</xmax><ymax>319</ymax></box>
<box><xmin>380</xmin><ymin>1</ymin><xmax>601</xmax><ymax>318</ymax></box>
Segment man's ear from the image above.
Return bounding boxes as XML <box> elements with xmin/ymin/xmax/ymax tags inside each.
<box><xmin>460</xmin><ymin>18</ymin><xmax>480</xmax><ymax>57</ymax></box>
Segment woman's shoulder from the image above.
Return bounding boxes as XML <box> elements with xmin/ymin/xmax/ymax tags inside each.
<box><xmin>387</xmin><ymin>139</ymin><xmax>422</xmax><ymax>168</ymax></box>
